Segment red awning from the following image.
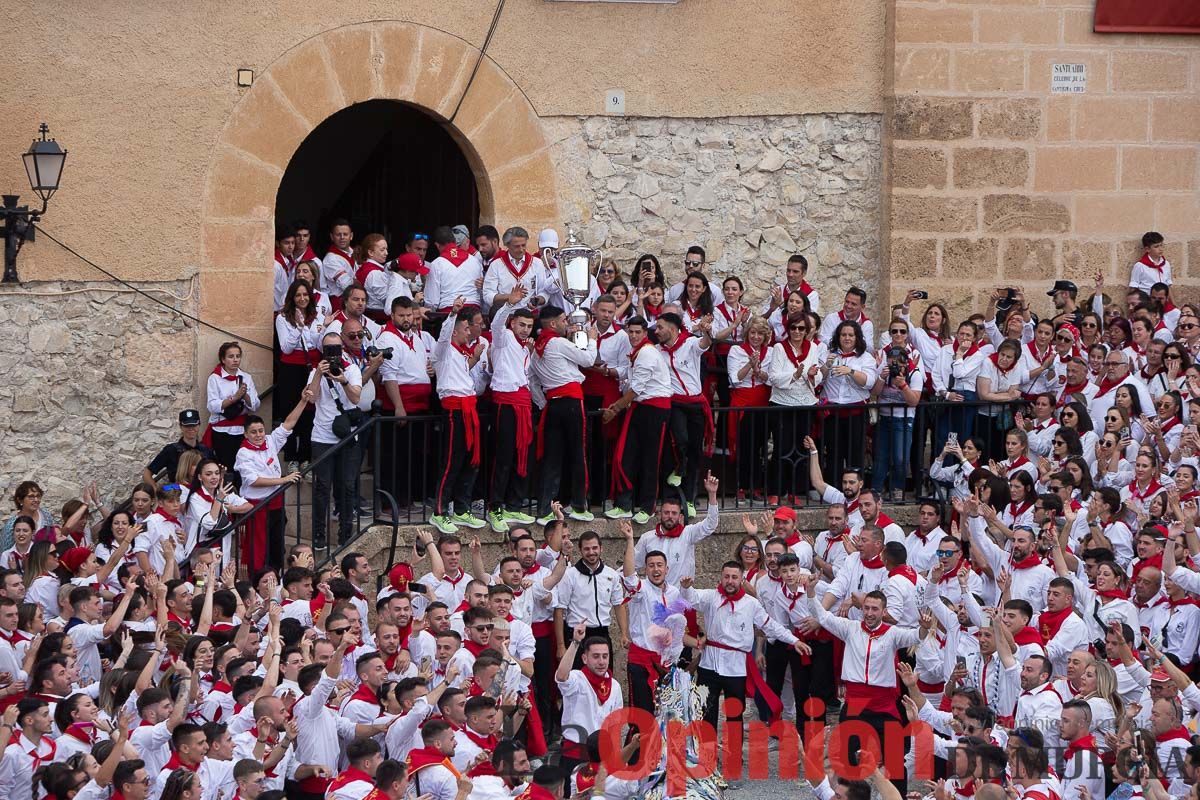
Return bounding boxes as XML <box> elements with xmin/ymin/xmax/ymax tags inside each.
<box><xmin>1095</xmin><ymin>0</ymin><xmax>1200</xmax><ymax>34</ymax></box>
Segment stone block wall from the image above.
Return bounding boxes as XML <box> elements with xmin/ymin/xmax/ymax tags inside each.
<box><xmin>0</xmin><ymin>281</ymin><xmax>198</xmax><ymax>506</ymax></box>
<box><xmin>546</xmin><ymin>114</ymin><xmax>885</xmax><ymax>316</ymax></box>
<box><xmin>888</xmin><ymin>0</ymin><xmax>1200</xmax><ymax>319</ymax></box>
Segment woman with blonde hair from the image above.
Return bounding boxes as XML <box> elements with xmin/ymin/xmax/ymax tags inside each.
<box><xmin>727</xmin><ymin>316</ymin><xmax>775</xmax><ymax>501</ymax></box>
<box><xmin>1076</xmin><ymin>658</ymin><xmax>1124</xmax><ymax>757</ymax></box>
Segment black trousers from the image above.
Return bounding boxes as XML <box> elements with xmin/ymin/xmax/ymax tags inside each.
<box><xmin>615</xmin><ymin>404</ymin><xmax>670</xmax><ymax>514</ymax></box>
<box><xmin>311</xmin><ymin>438</ymin><xmax>362</xmax><ymax>545</ymax></box>
<box><xmin>822</xmin><ymin>410</ymin><xmax>866</xmax><ymax>485</ymax></box>
<box><xmin>210</xmin><ymin>430</ymin><xmax>243</xmax><ymax>491</ymax></box>
<box><xmin>807</xmin><ymin>639</ymin><xmax>837</xmax><ymax>712</ymax></box>
<box><xmin>699</xmin><ymin>666</ymin><xmax>746</xmax><ymax>738</ymax></box>
<box><xmin>275</xmin><ymin>361</ymin><xmax>315</xmax><ymax>463</ymax></box>
<box><xmin>434</xmin><ymin>410</ymin><xmax>478</xmax><ymax>516</ymax></box>
<box><xmin>667</xmin><ymin>402</ymin><xmax>706</xmax><ymax>504</ymax></box>
<box><xmin>764</xmin><ymin>639</ymin><xmax>807</xmax><ymax>732</ymax></box>
<box><xmin>584</xmin><ymin>394</ymin><xmax>610</xmax><ymax>508</ymax></box>
<box><xmin>490</xmin><ymin>403</ymin><xmax>531</xmax><ymax>510</ymax></box>
<box><xmin>839</xmin><ymin>705</ymin><xmax>908</xmax><ymax>796</ymax></box>
<box><xmin>768</xmin><ymin>403</ymin><xmax>813</xmax><ymax>496</ymax></box>
<box><xmin>533</xmin><ymin>632</ymin><xmax>557</xmax><ymax>739</ymax></box>
<box><xmin>539</xmin><ymin>397</ymin><xmax>588</xmax><ymax>514</ymax></box>
<box><xmin>265</xmin><ymin>507</ymin><xmax>286</xmax><ymax>570</ymax></box>
<box><xmin>627</xmin><ymin>662</ymin><xmax>656</xmax><ymax>715</ymax></box>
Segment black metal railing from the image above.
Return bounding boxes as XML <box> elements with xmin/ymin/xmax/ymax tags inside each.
<box><xmin>226</xmin><ymin>397</ymin><xmax>1026</xmax><ymax>568</ymax></box>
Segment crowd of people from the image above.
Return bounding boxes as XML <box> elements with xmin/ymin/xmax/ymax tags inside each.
<box><xmin>3</xmin><ymin>222</ymin><xmax>1200</xmax><ymax>799</ymax></box>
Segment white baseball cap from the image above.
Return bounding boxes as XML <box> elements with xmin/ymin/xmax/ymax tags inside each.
<box><xmin>538</xmin><ymin>229</ymin><xmax>559</xmax><ymax>249</ymax></box>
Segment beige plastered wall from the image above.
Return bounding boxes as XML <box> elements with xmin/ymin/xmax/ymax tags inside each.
<box><xmin>0</xmin><ymin>0</ymin><xmax>884</xmax><ymax>388</ymax></box>
<box><xmin>885</xmin><ymin>0</ymin><xmax>1200</xmax><ymax>323</ymax></box>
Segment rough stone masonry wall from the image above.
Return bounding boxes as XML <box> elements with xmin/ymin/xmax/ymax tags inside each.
<box><xmin>0</xmin><ymin>281</ymin><xmax>198</xmax><ymax>506</ymax></box>
<box><xmin>888</xmin><ymin>0</ymin><xmax>1200</xmax><ymax>324</ymax></box>
<box><xmin>545</xmin><ymin>114</ymin><xmax>885</xmax><ymax>317</ymax></box>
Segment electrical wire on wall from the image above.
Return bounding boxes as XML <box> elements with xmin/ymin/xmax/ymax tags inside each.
<box><xmin>27</xmin><ymin>224</ymin><xmax>275</xmax><ymax>352</ymax></box>
<box><xmin>448</xmin><ymin>0</ymin><xmax>507</xmax><ymax>125</ymax></box>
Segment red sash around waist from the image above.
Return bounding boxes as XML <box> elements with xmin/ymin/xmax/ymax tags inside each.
<box><xmin>397</xmin><ymin>383</ymin><xmax>432</xmax><ymax>413</ymax></box>
<box><xmin>493</xmin><ymin>388</ymin><xmax>534</xmax><ymax>477</ymax></box>
<box><xmin>671</xmin><ymin>394</ymin><xmax>715</xmax><ymax>456</ymax></box>
<box><xmin>706</xmin><ymin>639</ymin><xmax>783</xmax><ymax>723</ymax></box>
<box><xmin>442</xmin><ymin>395</ymin><xmax>481</xmax><ymax>467</ymax></box>
<box><xmin>537</xmin><ymin>383</ymin><xmax>585</xmax><ymax>458</ymax></box>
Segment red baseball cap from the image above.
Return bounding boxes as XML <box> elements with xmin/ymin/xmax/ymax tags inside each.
<box><xmin>395</xmin><ymin>252</ymin><xmax>429</xmax><ymax>277</ymax></box>
<box><xmin>773</xmin><ymin>507</ymin><xmax>797</xmax><ymax>522</ymax></box>
<box><xmin>388</xmin><ymin>563</ymin><xmax>414</xmax><ymax>593</ymax></box>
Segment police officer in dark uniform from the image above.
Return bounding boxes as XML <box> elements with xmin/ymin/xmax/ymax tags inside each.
<box><xmin>143</xmin><ymin>409</ymin><xmax>215</xmax><ymax>483</ymax></box>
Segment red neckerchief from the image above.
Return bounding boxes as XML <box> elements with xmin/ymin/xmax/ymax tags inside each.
<box><xmin>1139</xmin><ymin>253</ymin><xmax>1166</xmax><ymax>275</ymax></box>
<box><xmin>655</xmin><ymin>522</ymin><xmax>684</xmax><ymax>539</ymax></box>
<box><xmin>534</xmin><ymin>328</ymin><xmax>558</xmax><ymax>357</ymax></box>
<box><xmin>439</xmin><ymin>244</ymin><xmax>472</xmax><ymax>267</ymax></box>
<box><xmin>1063</xmin><ymin>734</ymin><xmax>1098</xmax><ymax>761</ymax></box>
<box><xmin>63</xmin><ymin>722</ymin><xmax>95</xmax><ymax>745</ymax></box>
<box><xmin>720</xmin><ymin>585</ymin><xmax>747</xmax><ymax>609</ymax></box>
<box><xmin>574</xmin><ymin>762</ymin><xmax>599</xmax><ymax>794</ymax></box>
<box><xmin>1162</xmin><ymin>415</ymin><xmax>1182</xmax><ymax>435</ymax></box>
<box><xmin>407</xmin><ymin>744</ymin><xmax>462</xmax><ymax>777</ymax></box>
<box><xmin>821</xmin><ymin>529</ymin><xmax>848</xmax><ymax>560</ymax></box>
<box><xmin>628</xmin><ymin>337</ymin><xmax>654</xmax><ymax>364</ymax></box>
<box><xmin>939</xmin><ymin>558</ymin><xmax>967</xmax><ymax>584</ymax></box>
<box><xmin>1014</xmin><ymin>626</ymin><xmax>1044</xmax><ymax>646</ymax></box>
<box><xmin>464</xmin><ymin>639</ymin><xmax>487</xmax><ymax>657</ymax></box>
<box><xmin>739</xmin><ymin>342</ymin><xmax>769</xmax><ymax>385</ymax></box>
<box><xmin>462</xmin><ymin>725</ymin><xmax>499</xmax><ymax>752</ymax></box>
<box><xmin>444</xmin><ymin>570</ymin><xmax>467</xmax><ymax>588</ymax></box>
<box><xmin>1097</xmin><ymin>588</ymin><xmax>1127</xmax><ymax>600</ymax></box>
<box><xmin>860</xmin><ymin>620</ymin><xmax>891</xmax><ymax>639</ymax></box>
<box><xmin>681</xmin><ymin>301</ymin><xmax>703</xmax><ymax>323</ymax></box>
<box><xmin>1156</xmin><ymin>726</ymin><xmax>1192</xmax><ymax>743</ymax></box>
<box><xmin>348</xmin><ymin>682</ymin><xmax>379</xmax><ymax>709</ymax></box>
<box><xmin>784</xmin><ymin>532</ymin><xmax>802</xmax><ymax>548</ymax></box>
<box><xmin>1006</xmin><ymin>455</ymin><xmax>1031</xmax><ymax>474</ymax></box>
<box><xmin>1007</xmin><ymin>498</ymin><xmax>1034</xmax><ymax>519</ymax></box>
<box><xmin>888</xmin><ymin>565</ymin><xmax>918</xmax><ymax>584</ymax></box>
<box><xmin>875</xmin><ymin>511</ymin><xmax>896</xmax><ymax>530</ymax></box>
<box><xmin>163</xmin><ymin>752</ymin><xmax>200</xmax><ymax>773</ymax></box>
<box><xmin>1169</xmin><ymin>595</ymin><xmax>1200</xmax><ymax>610</ymax></box>
<box><xmin>240</xmin><ymin>438</ymin><xmax>268</xmax><ymax>452</ymax></box>
<box><xmin>1130</xmin><ymin>480</ymin><xmax>1163</xmax><ymax>502</ymax></box>
<box><xmin>1058</xmin><ymin>381</ymin><xmax>1089</xmax><ymax>405</ymax></box>
<box><xmin>1038</xmin><ymin>605</ymin><xmax>1074</xmax><ymax>641</ymax></box>
<box><xmin>383</xmin><ymin>321</ymin><xmax>416</xmax><ymax>350</ymax></box>
<box><xmin>798</xmin><ymin>280</ymin><xmax>814</xmax><ymax>296</ymax></box>
<box><xmin>1026</xmin><ymin>340</ymin><xmax>1050</xmax><ymax>364</ymax></box>
<box><xmin>211</xmin><ymin>680</ymin><xmax>232</xmax><ymax>694</ymax></box>
<box><xmin>597</xmin><ymin>322</ymin><xmax>622</xmax><ymax>344</ymax></box>
<box><xmin>452</xmin><ymin>340</ymin><xmax>478</xmax><ymax>362</ymax></box>
<box><xmin>716</xmin><ymin>302</ymin><xmax>743</xmax><ymax>326</ymax></box>
<box><xmin>499</xmin><ymin>251</ymin><xmax>533</xmax><ymax>280</ymax></box>
<box><xmin>213</xmin><ymin>365</ymin><xmax>238</xmax><ymax>382</ymax></box>
<box><xmin>781</xmin><ymin>582</ymin><xmax>805</xmax><ymax>610</ymax></box>
<box><xmin>329</xmin><ymin>245</ymin><xmax>357</xmax><ymax>269</ymax></box>
<box><xmin>355</xmin><ymin>259</ymin><xmax>384</xmax><ymax>285</ymax></box>
<box><xmin>328</xmin><ymin>767</ymin><xmax>375</xmax><ymax>794</ymax></box>
<box><xmin>11</xmin><ymin>733</ymin><xmax>54</xmax><ymax>773</ymax></box>
<box><xmin>1010</xmin><ymin>552</ymin><xmax>1043</xmax><ymax>570</ymax></box>
<box><xmin>155</xmin><ymin>507</ymin><xmax>182</xmax><ymax>528</ymax></box>
<box><xmin>991</xmin><ymin>352</ymin><xmax>1018</xmax><ymax>374</ymax></box>
<box><xmin>781</xmin><ymin>338</ymin><xmax>812</xmax><ymax>369</ymax></box>
<box><xmin>839</xmin><ymin>309</ymin><xmax>869</xmax><ymax>324</ymax></box>
<box><xmin>1094</xmin><ymin>375</ymin><xmax>1125</xmax><ymax>397</ymax></box>
<box><xmin>167</xmin><ymin>611</ymin><xmax>193</xmax><ymax>633</ymax></box>
<box><xmin>643</xmin><ymin>301</ymin><xmax>663</xmax><ymax>317</ymax></box>
<box><xmin>581</xmin><ymin>667</ymin><xmax>613</xmax><ymax>704</ymax></box>
<box><xmin>958</xmin><ymin>341</ymin><xmax>982</xmax><ymax>359</ymax></box>
<box><xmin>860</xmin><ymin>553</ymin><xmax>884</xmax><ymax>569</ymax></box>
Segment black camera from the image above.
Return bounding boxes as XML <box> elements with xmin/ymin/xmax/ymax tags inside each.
<box><xmin>322</xmin><ymin>344</ymin><xmax>343</xmax><ymax>377</ymax></box>
<box><xmin>365</xmin><ymin>345</ymin><xmax>394</xmax><ymax>360</ymax></box>
<box><xmin>885</xmin><ymin>345</ymin><xmax>908</xmax><ymax>386</ymax></box>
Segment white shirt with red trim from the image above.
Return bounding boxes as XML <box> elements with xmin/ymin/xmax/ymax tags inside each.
<box><xmin>659</xmin><ymin>335</ymin><xmax>707</xmax><ymax>396</ymax></box>
<box><xmin>378</xmin><ymin>324</ymin><xmax>434</xmax><ymax>388</ymax></box>
<box><xmin>1130</xmin><ymin>256</ymin><xmax>1172</xmax><ymax>292</ymax></box>
<box><xmin>621</xmin><ymin>574</ymin><xmax>684</xmax><ymax>650</ymax></box>
<box><xmin>322</xmin><ymin>247</ymin><xmax>356</xmax><ymax>297</ymax></box>
<box><xmin>234</xmin><ymin>426</ymin><xmax>291</xmax><ymax>502</ymax></box>
<box><xmin>1016</xmin><ymin>681</ymin><xmax>1064</xmax><ymax>743</ymax></box>
<box><xmin>532</xmin><ymin>336</ymin><xmax>595</xmax><ymax>395</ymax></box>
<box><xmin>425</xmin><ymin>249</ymin><xmax>483</xmax><ymax>310</ymax></box>
<box><xmin>556</xmin><ymin>669</ymin><xmax>625</xmax><ymax>745</ymax></box>
<box><xmin>482</xmin><ymin>252</ymin><xmax>551</xmax><ymax>310</ymax></box>
<box><xmin>0</xmin><ymin>733</ymin><xmax>55</xmax><ymax>800</ymax></box>
<box><xmin>633</xmin><ymin>504</ymin><xmax>719</xmax><ymax>584</ymax></box>
<box><xmin>680</xmin><ymin>586</ymin><xmax>796</xmax><ymax>676</ymax></box>
<box><xmin>625</xmin><ymin>342</ymin><xmax>672</xmax><ymax>400</ymax></box>
<box><xmin>205</xmin><ymin>368</ymin><xmax>261</xmax><ymax>434</ymax></box>
<box><xmin>808</xmin><ymin>598</ymin><xmax>920</xmax><ymax>687</ymax></box>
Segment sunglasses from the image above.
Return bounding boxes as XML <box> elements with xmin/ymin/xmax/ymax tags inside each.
<box><xmin>473</xmin><ymin>624</ymin><xmax>495</xmax><ymax>632</ymax></box>
<box><xmin>1166</xmin><ymin>354</ymin><xmax>1183</xmax><ymax>360</ymax></box>
<box><xmin>328</xmin><ymin>627</ymin><xmax>350</xmax><ymax>635</ymax></box>
<box><xmin>889</xmin><ymin>329</ymin><xmax>907</xmax><ymax>335</ymax></box>
<box><xmin>1055</xmin><ymin>335</ymin><xmax>1074</xmax><ymax>343</ymax></box>
<box><xmin>684</xmin><ymin>260</ymin><xmax>703</xmax><ymax>267</ymax></box>
<box><xmin>1048</xmin><ymin>485</ymin><xmax>1064</xmax><ymax>492</ymax></box>
<box><xmin>935</xmin><ymin>549</ymin><xmax>958</xmax><ymax>557</ymax></box>
<box><xmin>1182</xmin><ymin>324</ymin><xmax>1198</xmax><ymax>330</ymax></box>
<box><xmin>789</xmin><ymin>325</ymin><xmax>808</xmax><ymax>332</ymax></box>
<box><xmin>1082</xmin><ymin>321</ymin><xmax>1098</xmax><ymax>328</ymax></box>
<box><xmin>344</xmin><ymin>332</ymin><xmax>365</xmax><ymax>340</ymax></box>
<box><xmin>1053</xmin><ymin>440</ymin><xmax>1066</xmax><ymax>446</ymax></box>
<box><xmin>412</xmin><ymin>233</ymin><xmax>429</xmax><ymax>240</ymax></box>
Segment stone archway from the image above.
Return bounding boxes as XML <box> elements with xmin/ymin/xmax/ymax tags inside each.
<box><xmin>197</xmin><ymin>21</ymin><xmax>560</xmax><ymax>377</ymax></box>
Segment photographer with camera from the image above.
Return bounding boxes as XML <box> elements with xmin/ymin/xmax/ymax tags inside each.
<box><xmin>869</xmin><ymin>321</ymin><xmax>924</xmax><ymax>501</ymax></box>
<box><xmin>309</xmin><ymin>331</ymin><xmax>364</xmax><ymax>551</ymax></box>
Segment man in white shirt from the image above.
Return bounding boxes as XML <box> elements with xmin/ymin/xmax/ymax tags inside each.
<box><xmin>1089</xmin><ymin>350</ymin><xmax>1153</xmax><ymax>425</ymax></box>
<box><xmin>423</xmin><ymin>226</ymin><xmax>483</xmax><ymax>313</ymax></box>
<box><xmin>632</xmin><ymin>473</ymin><xmax>720</xmax><ymax>585</ymax></box>
<box><xmin>321</xmin><ymin>218</ymin><xmax>356</xmax><ymax>310</ymax></box>
<box><xmin>430</xmin><ymin>306</ymin><xmax>487</xmax><ymax>534</ymax></box>
<box><xmin>681</xmin><ymin>563</ymin><xmax>807</xmax><ymax>739</ymax></box>
<box><xmin>822</xmin><ymin>526</ymin><xmax>888</xmax><ymax>620</ymax></box>
<box><xmin>0</xmin><ymin>698</ymin><xmax>57</xmax><ymax>800</ymax></box>
<box><xmin>554</xmin><ymin>623</ymin><xmax>625</xmax><ymax>780</ymax></box>
<box><xmin>761</xmin><ymin>253</ymin><xmax>820</xmax><ymax>316</ymax></box>
<box><xmin>1015</xmin><ymin>654</ymin><xmax>1063</xmax><ymax>751</ymax></box>
<box><xmin>308</xmin><ymin>333</ymin><xmax>363</xmax><ymax>550</ymax></box>
<box><xmin>619</xmin><ymin>522</ymin><xmax>685</xmax><ymax>714</ymax></box>
<box><xmin>406</xmin><ymin>720</ymin><xmax>467</xmax><ymax>800</ymax></box>
<box><xmin>656</xmin><ymin>311</ymin><xmax>714</xmax><ymax>518</ymax></box>
<box><xmin>481</xmin><ymin>226</ymin><xmax>551</xmax><ymax>311</ymax></box>
<box><xmin>1057</xmin><ymin>699</ymin><xmax>1105</xmax><ymax>800</ymax></box>
<box><xmin>818</xmin><ymin>287</ymin><xmax>875</xmax><ymax>349</ymax></box>
<box><xmin>605</xmin><ymin>316</ymin><xmax>673</xmax><ymax>522</ymax></box>
<box><xmin>377</xmin><ymin>296</ymin><xmax>436</xmax><ymax>507</ymax></box>
<box><xmin>553</xmin><ymin>531</ymin><xmax>626</xmax><ymax>664</ymax></box>
<box><xmin>65</xmin><ymin>586</ymin><xmax>133</xmax><ymax>687</ymax></box>
<box><xmin>533</xmin><ymin>305</ymin><xmax>598</xmax><ymax>524</ymax></box>
<box><xmin>487</xmin><ymin>300</ymin><xmax>537</xmax><ymax>533</ymax></box>
<box><xmin>905</xmin><ymin>500</ymin><xmax>946</xmax><ymax>573</ymax></box>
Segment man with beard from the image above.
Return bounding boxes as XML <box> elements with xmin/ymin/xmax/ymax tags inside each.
<box><xmin>655</xmin><ymin>312</ymin><xmax>715</xmax><ymax>519</ymax></box>
<box><xmin>553</xmin><ymin>531</ymin><xmax>626</xmax><ymax>667</ymax></box>
<box><xmin>821</xmin><ymin>526</ymin><xmax>888</xmax><ymax>620</ymax></box>
<box><xmin>473</xmin><ymin>225</ymin><xmax>500</xmax><ymax>270</ymax></box>
<box><xmin>632</xmin><ymin>473</ymin><xmax>720</xmax><ymax>584</ymax></box>
<box><xmin>806</xmin><ymin>436</ymin><xmax>865</xmax><ymax>528</ymax></box>
<box><xmin>620</xmin><ymin>521</ymin><xmax>686</xmax><ymax>714</ymax></box>
<box><xmin>681</xmin><ymin>564</ymin><xmax>808</xmax><ymax>739</ymax></box>
<box><xmin>554</xmin><ymin>624</ymin><xmax>624</xmax><ymax>783</ymax></box>
<box><xmin>905</xmin><ymin>499</ymin><xmax>945</xmax><ymax>573</ymax></box>
<box><xmin>962</xmin><ymin>495</ymin><xmax>1054</xmax><ymax>613</ymax></box>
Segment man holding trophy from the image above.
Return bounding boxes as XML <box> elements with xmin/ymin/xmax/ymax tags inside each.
<box><xmin>481</xmin><ymin>226</ymin><xmax>553</xmax><ymax>312</ymax></box>
<box><xmin>531</xmin><ymin>228</ymin><xmax>606</xmax><ymax>525</ymax></box>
